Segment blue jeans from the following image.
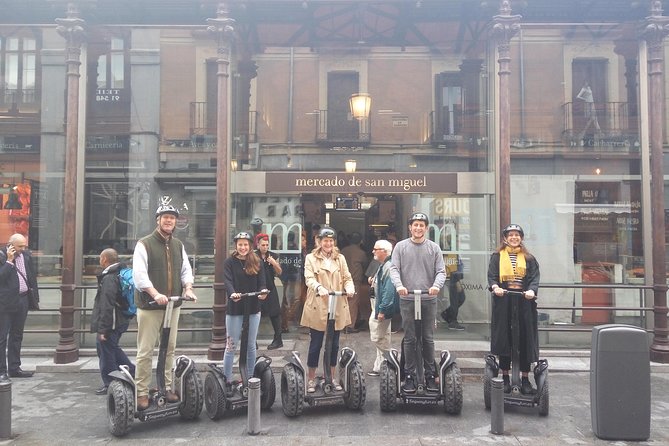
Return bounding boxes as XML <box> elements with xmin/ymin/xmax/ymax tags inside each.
<box><xmin>96</xmin><ymin>323</ymin><xmax>135</xmax><ymax>386</ymax></box>
<box><xmin>307</xmin><ymin>328</ymin><xmax>340</xmax><ymax>369</ymax></box>
<box><xmin>224</xmin><ymin>312</ymin><xmax>260</xmax><ymax>379</ymax></box>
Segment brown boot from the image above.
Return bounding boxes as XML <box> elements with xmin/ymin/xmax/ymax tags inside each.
<box><xmin>137</xmin><ymin>395</ymin><xmax>150</xmax><ymax>411</ymax></box>
<box><xmin>166</xmin><ymin>391</ymin><xmax>180</xmax><ymax>403</ymax></box>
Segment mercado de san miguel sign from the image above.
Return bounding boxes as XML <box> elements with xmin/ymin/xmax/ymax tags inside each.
<box><xmin>266</xmin><ymin>172</ymin><xmax>457</xmax><ymax>194</ymax></box>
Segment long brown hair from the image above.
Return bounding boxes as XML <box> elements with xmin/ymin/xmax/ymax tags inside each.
<box><xmin>233</xmin><ymin>242</ymin><xmax>261</xmax><ymax>275</ymax></box>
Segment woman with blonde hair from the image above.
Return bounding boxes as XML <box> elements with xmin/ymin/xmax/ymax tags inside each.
<box><xmin>301</xmin><ymin>227</ymin><xmax>355</xmax><ymax>393</ymax></box>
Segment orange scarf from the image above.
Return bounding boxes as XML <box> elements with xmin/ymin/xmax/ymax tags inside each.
<box><xmin>500</xmin><ymin>246</ymin><xmax>526</xmax><ymax>282</ymax></box>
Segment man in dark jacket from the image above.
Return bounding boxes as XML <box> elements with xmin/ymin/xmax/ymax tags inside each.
<box><xmin>0</xmin><ymin>233</ymin><xmax>38</xmax><ymax>381</ymax></box>
<box><xmin>91</xmin><ymin>248</ymin><xmax>135</xmax><ymax>395</ymax></box>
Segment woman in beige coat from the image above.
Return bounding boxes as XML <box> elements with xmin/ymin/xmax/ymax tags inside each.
<box><xmin>301</xmin><ymin>227</ymin><xmax>355</xmax><ymax>393</ymax></box>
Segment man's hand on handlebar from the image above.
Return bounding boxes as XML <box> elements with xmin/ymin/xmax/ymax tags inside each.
<box><xmin>428</xmin><ymin>286</ymin><xmax>440</xmax><ymax>296</ymax></box>
<box><xmin>153</xmin><ymin>293</ymin><xmax>168</xmax><ymax>305</ymax></box>
<box><xmin>397</xmin><ymin>286</ymin><xmax>408</xmax><ymax>296</ymax></box>
<box><xmin>183</xmin><ymin>287</ymin><xmax>197</xmax><ymax>302</ymax></box>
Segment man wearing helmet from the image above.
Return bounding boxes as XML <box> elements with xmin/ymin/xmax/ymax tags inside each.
<box><xmin>389</xmin><ymin>212</ymin><xmax>446</xmax><ymax>394</ymax></box>
<box><xmin>487</xmin><ymin>223</ymin><xmax>540</xmax><ymax>395</ymax></box>
<box><xmin>132</xmin><ymin>196</ymin><xmax>197</xmax><ymax>411</ymax></box>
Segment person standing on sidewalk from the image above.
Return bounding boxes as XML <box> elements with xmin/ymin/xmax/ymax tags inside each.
<box><xmin>301</xmin><ymin>227</ymin><xmax>355</xmax><ymax>393</ymax></box>
<box><xmin>132</xmin><ymin>197</ymin><xmax>197</xmax><ymax>411</ymax></box>
<box><xmin>487</xmin><ymin>223</ymin><xmax>540</xmax><ymax>395</ymax></box>
<box><xmin>223</xmin><ymin>232</ymin><xmax>268</xmax><ymax>380</ymax></box>
<box><xmin>341</xmin><ymin>232</ymin><xmax>369</xmax><ymax>333</ymax></box>
<box><xmin>91</xmin><ymin>248</ymin><xmax>135</xmax><ymax>395</ymax></box>
<box><xmin>0</xmin><ymin>233</ymin><xmax>38</xmax><ymax>380</ymax></box>
<box><xmin>367</xmin><ymin>239</ymin><xmax>398</xmax><ymax>377</ymax></box>
<box><xmin>389</xmin><ymin>212</ymin><xmax>446</xmax><ymax>393</ymax></box>
<box><xmin>255</xmin><ymin>233</ymin><xmax>283</xmax><ymax>350</ymax></box>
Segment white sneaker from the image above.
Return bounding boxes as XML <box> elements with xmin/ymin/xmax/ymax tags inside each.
<box><xmin>331</xmin><ymin>379</ymin><xmax>343</xmax><ymax>391</ymax></box>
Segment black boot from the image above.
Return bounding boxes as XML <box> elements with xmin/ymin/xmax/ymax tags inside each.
<box><xmin>502</xmin><ymin>375</ymin><xmax>511</xmax><ymax>394</ymax></box>
<box><xmin>521</xmin><ymin>376</ymin><xmax>535</xmax><ymax>395</ymax></box>
<box><xmin>268</xmin><ymin>315</ymin><xmax>283</xmax><ymax>350</ymax></box>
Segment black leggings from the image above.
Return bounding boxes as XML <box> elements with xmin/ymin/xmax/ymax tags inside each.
<box><xmin>499</xmin><ymin>355</ymin><xmax>530</xmax><ymax>373</ymax></box>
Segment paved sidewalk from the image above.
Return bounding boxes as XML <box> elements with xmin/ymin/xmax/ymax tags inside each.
<box><xmin>2</xmin><ymin>330</ymin><xmax>668</xmax><ymax>445</ymax></box>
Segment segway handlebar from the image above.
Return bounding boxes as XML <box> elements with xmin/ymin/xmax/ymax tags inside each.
<box><xmin>236</xmin><ymin>289</ymin><xmax>270</xmax><ymax>298</ymax></box>
<box><xmin>148</xmin><ymin>296</ymin><xmax>196</xmax><ymax>307</ymax></box>
<box><xmin>488</xmin><ymin>288</ymin><xmax>536</xmax><ymax>298</ymax></box>
<box><xmin>327</xmin><ymin>291</ymin><xmax>346</xmax><ymax>296</ymax></box>
<box><xmin>411</xmin><ymin>289</ymin><xmax>430</xmax><ymax>295</ymax></box>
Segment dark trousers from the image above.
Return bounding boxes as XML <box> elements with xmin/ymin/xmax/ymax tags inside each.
<box><xmin>307</xmin><ymin>328</ymin><xmax>340</xmax><ymax>369</ymax></box>
<box><xmin>0</xmin><ymin>293</ymin><xmax>29</xmax><ymax>374</ymax></box>
<box><xmin>96</xmin><ymin>323</ymin><xmax>135</xmax><ymax>386</ymax></box>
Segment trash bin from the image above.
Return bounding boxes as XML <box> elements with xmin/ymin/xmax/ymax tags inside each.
<box><xmin>590</xmin><ymin>324</ymin><xmax>650</xmax><ymax>441</ymax></box>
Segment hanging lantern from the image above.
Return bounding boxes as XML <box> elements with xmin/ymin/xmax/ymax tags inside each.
<box><xmin>349</xmin><ymin>93</ymin><xmax>371</xmax><ymax>120</ymax></box>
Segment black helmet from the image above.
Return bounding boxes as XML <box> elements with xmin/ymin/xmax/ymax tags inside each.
<box><xmin>502</xmin><ymin>224</ymin><xmax>524</xmax><ymax>238</ymax></box>
<box><xmin>250</xmin><ymin>217</ymin><xmax>263</xmax><ymax>227</ymax></box>
<box><xmin>234</xmin><ymin>232</ymin><xmax>253</xmax><ymax>242</ymax></box>
<box><xmin>408</xmin><ymin>212</ymin><xmax>429</xmax><ymax>225</ymax></box>
<box><xmin>318</xmin><ymin>227</ymin><xmax>336</xmax><ymax>239</ymax></box>
<box><xmin>155</xmin><ymin>196</ymin><xmax>180</xmax><ymax>218</ymax></box>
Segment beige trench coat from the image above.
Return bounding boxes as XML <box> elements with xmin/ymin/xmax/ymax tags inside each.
<box><xmin>300</xmin><ymin>248</ymin><xmax>355</xmax><ymax>332</ymax></box>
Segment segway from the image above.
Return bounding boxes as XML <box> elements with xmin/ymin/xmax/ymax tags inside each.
<box><xmin>483</xmin><ymin>289</ymin><xmax>549</xmax><ymax>416</ymax></box>
<box><xmin>107</xmin><ymin>296</ymin><xmax>203</xmax><ymax>437</ymax></box>
<box><xmin>380</xmin><ymin>289</ymin><xmax>463</xmax><ymax>414</ymax></box>
<box><xmin>204</xmin><ymin>290</ymin><xmax>276</xmax><ymax>419</ymax></box>
<box><xmin>281</xmin><ymin>290</ymin><xmax>366</xmax><ymax>417</ymax></box>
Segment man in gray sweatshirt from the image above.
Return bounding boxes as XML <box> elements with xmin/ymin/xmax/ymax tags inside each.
<box><xmin>389</xmin><ymin>212</ymin><xmax>446</xmax><ymax>394</ymax></box>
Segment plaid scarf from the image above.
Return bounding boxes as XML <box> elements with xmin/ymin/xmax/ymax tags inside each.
<box><xmin>499</xmin><ymin>246</ymin><xmax>526</xmax><ymax>283</ymax></box>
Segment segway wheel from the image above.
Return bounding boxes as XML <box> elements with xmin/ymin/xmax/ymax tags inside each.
<box><xmin>204</xmin><ymin>371</ymin><xmax>227</xmax><ymax>420</ymax></box>
<box><xmin>483</xmin><ymin>366</ymin><xmax>493</xmax><ymax>410</ymax></box>
<box><xmin>538</xmin><ymin>379</ymin><xmax>549</xmax><ymax>416</ymax></box>
<box><xmin>260</xmin><ymin>366</ymin><xmax>277</xmax><ymax>410</ymax></box>
<box><xmin>442</xmin><ymin>363</ymin><xmax>463</xmax><ymax>415</ymax></box>
<box><xmin>281</xmin><ymin>364</ymin><xmax>304</xmax><ymax>417</ymax></box>
<box><xmin>341</xmin><ymin>360</ymin><xmax>366</xmax><ymax>410</ymax></box>
<box><xmin>179</xmin><ymin>368</ymin><xmax>203</xmax><ymax>420</ymax></box>
<box><xmin>379</xmin><ymin>361</ymin><xmax>398</xmax><ymax>412</ymax></box>
<box><xmin>107</xmin><ymin>380</ymin><xmax>134</xmax><ymax>437</ymax></box>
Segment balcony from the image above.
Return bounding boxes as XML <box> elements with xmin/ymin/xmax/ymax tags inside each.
<box><xmin>187</xmin><ymin>103</ymin><xmax>257</xmax><ymax>153</ymax></box>
<box><xmin>316</xmin><ymin>110</ymin><xmax>370</xmax><ymax>148</ymax></box>
<box><xmin>562</xmin><ymin>101</ymin><xmax>639</xmax><ymax>151</ymax></box>
<box><xmin>428</xmin><ymin>109</ymin><xmax>484</xmax><ymax>149</ymax></box>
<box><xmin>0</xmin><ymin>88</ymin><xmax>39</xmax><ymax>115</ymax></box>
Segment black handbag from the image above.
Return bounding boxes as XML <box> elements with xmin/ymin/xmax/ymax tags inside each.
<box><xmin>16</xmin><ymin>267</ymin><xmax>39</xmax><ymax>311</ymax></box>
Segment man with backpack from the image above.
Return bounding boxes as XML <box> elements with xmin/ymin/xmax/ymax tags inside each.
<box><xmin>91</xmin><ymin>248</ymin><xmax>136</xmax><ymax>395</ymax></box>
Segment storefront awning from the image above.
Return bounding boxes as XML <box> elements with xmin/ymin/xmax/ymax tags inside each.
<box><xmin>555</xmin><ymin>203</ymin><xmax>631</xmax><ymax>214</ymax></box>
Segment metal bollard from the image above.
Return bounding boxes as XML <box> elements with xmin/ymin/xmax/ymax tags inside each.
<box><xmin>490</xmin><ymin>377</ymin><xmax>504</xmax><ymax>435</ymax></box>
<box><xmin>247</xmin><ymin>377</ymin><xmax>261</xmax><ymax>435</ymax></box>
<box><xmin>0</xmin><ymin>378</ymin><xmax>11</xmax><ymax>439</ymax></box>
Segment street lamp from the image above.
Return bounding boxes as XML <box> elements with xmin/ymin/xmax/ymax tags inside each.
<box><xmin>349</xmin><ymin>93</ymin><xmax>371</xmax><ymax>120</ymax></box>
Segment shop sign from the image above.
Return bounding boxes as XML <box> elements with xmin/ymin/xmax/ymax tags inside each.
<box><xmin>0</xmin><ymin>135</ymin><xmax>40</xmax><ymax>152</ymax></box>
<box><xmin>95</xmin><ymin>88</ymin><xmax>124</xmax><ymax>102</ymax></box>
<box><xmin>266</xmin><ymin>172</ymin><xmax>457</xmax><ymax>194</ymax></box>
<box><xmin>86</xmin><ymin>135</ymin><xmax>129</xmax><ymax>152</ymax></box>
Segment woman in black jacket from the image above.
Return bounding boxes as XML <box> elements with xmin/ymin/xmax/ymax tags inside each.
<box><xmin>487</xmin><ymin>224</ymin><xmax>540</xmax><ymax>395</ymax></box>
<box><xmin>222</xmin><ymin>232</ymin><xmax>267</xmax><ymax>380</ymax></box>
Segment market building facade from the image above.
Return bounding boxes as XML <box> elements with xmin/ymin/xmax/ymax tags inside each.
<box><xmin>1</xmin><ymin>0</ymin><xmax>668</xmax><ymax>361</ymax></box>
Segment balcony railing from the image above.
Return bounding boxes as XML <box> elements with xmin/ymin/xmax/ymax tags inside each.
<box><xmin>562</xmin><ymin>101</ymin><xmax>637</xmax><ymax>140</ymax></box>
<box><xmin>190</xmin><ymin>101</ymin><xmax>217</xmax><ymax>136</ymax></box>
<box><xmin>428</xmin><ymin>109</ymin><xmax>484</xmax><ymax>148</ymax></box>
<box><xmin>316</xmin><ymin>110</ymin><xmax>370</xmax><ymax>147</ymax></box>
<box><xmin>0</xmin><ymin>88</ymin><xmax>39</xmax><ymax>114</ymax></box>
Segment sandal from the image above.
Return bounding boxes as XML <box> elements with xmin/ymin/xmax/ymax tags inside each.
<box><xmin>332</xmin><ymin>379</ymin><xmax>343</xmax><ymax>391</ymax></box>
<box><xmin>307</xmin><ymin>379</ymin><xmax>316</xmax><ymax>393</ymax></box>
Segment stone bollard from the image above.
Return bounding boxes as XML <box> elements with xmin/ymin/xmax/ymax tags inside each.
<box><xmin>0</xmin><ymin>378</ymin><xmax>11</xmax><ymax>439</ymax></box>
<box><xmin>247</xmin><ymin>377</ymin><xmax>261</xmax><ymax>435</ymax></box>
<box><xmin>491</xmin><ymin>376</ymin><xmax>504</xmax><ymax>435</ymax></box>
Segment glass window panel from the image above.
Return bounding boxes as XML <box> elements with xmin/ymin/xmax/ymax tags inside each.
<box><xmin>23</xmin><ymin>38</ymin><xmax>35</xmax><ymax>51</ymax></box>
<box><xmin>23</xmin><ymin>53</ymin><xmax>35</xmax><ymax>89</ymax></box>
<box><xmin>111</xmin><ymin>52</ymin><xmax>124</xmax><ymax>88</ymax></box>
<box><xmin>6</xmin><ymin>37</ymin><xmax>18</xmax><ymax>51</ymax></box>
<box><xmin>5</xmin><ymin>53</ymin><xmax>18</xmax><ymax>89</ymax></box>
<box><xmin>111</xmin><ymin>37</ymin><xmax>123</xmax><ymax>50</ymax></box>
<box><xmin>97</xmin><ymin>55</ymin><xmax>107</xmax><ymax>88</ymax></box>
